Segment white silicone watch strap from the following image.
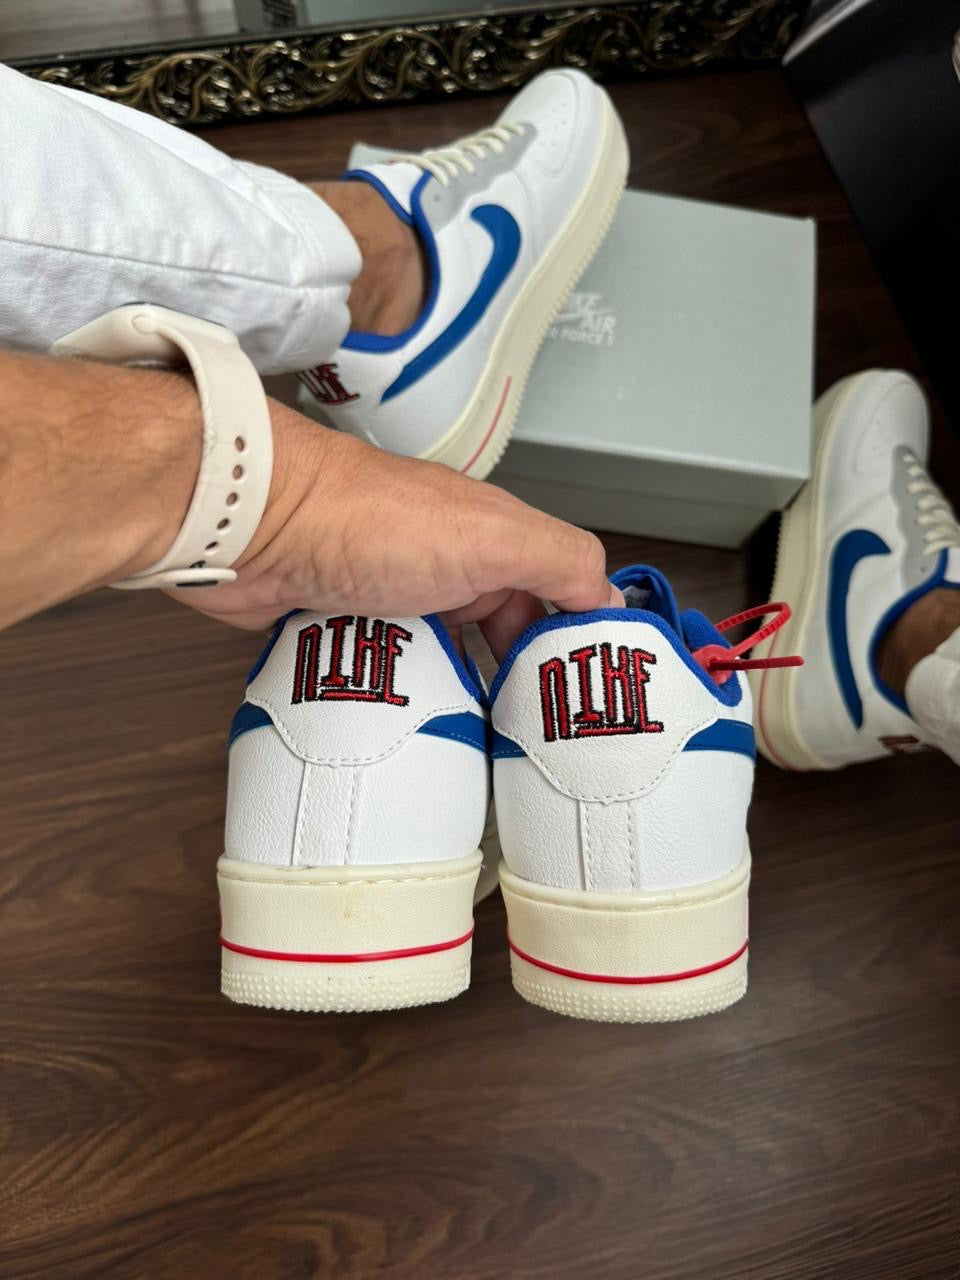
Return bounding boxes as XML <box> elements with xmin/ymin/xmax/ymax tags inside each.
<box><xmin>50</xmin><ymin>304</ymin><xmax>273</xmax><ymax>589</ymax></box>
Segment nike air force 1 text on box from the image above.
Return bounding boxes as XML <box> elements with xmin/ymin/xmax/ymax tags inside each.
<box><xmin>299</xmin><ymin>69</ymin><xmax>629</xmax><ymax>479</ymax></box>
<box><xmin>219</xmin><ymin>611</ymin><xmax>490</xmax><ymax>1012</ymax></box>
<box><xmin>489</xmin><ymin>566</ymin><xmax>799</xmax><ymax>1023</ymax></box>
<box><xmin>751</xmin><ymin>370</ymin><xmax>960</xmax><ymax>769</ymax></box>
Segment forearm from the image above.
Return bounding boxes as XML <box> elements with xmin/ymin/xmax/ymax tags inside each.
<box><xmin>0</xmin><ymin>347</ymin><xmax>615</xmax><ymax>658</ymax></box>
<box><xmin>0</xmin><ymin>350</ymin><xmax>202</xmax><ymax>628</ymax></box>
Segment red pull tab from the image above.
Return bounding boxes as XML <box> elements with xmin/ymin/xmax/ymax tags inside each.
<box><xmin>693</xmin><ymin>601</ymin><xmax>804</xmax><ymax>685</ymax></box>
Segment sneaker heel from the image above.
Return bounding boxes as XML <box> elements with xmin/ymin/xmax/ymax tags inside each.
<box><xmin>218</xmin><ymin>851</ymin><xmax>482</xmax><ymax>1013</ymax></box>
<box><xmin>499</xmin><ymin>854</ymin><xmax>750</xmax><ymax>1023</ymax></box>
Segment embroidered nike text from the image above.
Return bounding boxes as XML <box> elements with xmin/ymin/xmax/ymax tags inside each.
<box><xmin>298</xmin><ymin>363</ymin><xmax>360</xmax><ymax>406</ymax></box>
<box><xmin>292</xmin><ymin>617</ymin><xmax>411</xmax><ymax>706</ymax></box>
<box><xmin>539</xmin><ymin>643</ymin><xmax>664</xmax><ymax>742</ymax></box>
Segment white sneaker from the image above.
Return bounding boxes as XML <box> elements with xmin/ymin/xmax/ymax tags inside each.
<box><xmin>750</xmin><ymin>370</ymin><xmax>960</xmax><ymax>770</ymax></box>
<box><xmin>490</xmin><ymin>566</ymin><xmax>793</xmax><ymax>1023</ymax></box>
<box><xmin>219</xmin><ymin>610</ymin><xmax>490</xmax><ymax>1012</ymax></box>
<box><xmin>298</xmin><ymin>69</ymin><xmax>628</xmax><ymax>479</ymax></box>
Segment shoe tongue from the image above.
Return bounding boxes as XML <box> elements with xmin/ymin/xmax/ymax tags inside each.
<box><xmin>344</xmin><ymin>162</ymin><xmax>424</xmax><ymax>217</ymax></box>
<box><xmin>609</xmin><ymin>564</ymin><xmax>683</xmax><ymax>635</ymax></box>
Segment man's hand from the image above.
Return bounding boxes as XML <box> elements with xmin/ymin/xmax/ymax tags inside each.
<box><xmin>0</xmin><ymin>352</ymin><xmax>618</xmax><ymax>655</ymax></box>
<box><xmin>179</xmin><ymin>401</ymin><xmax>618</xmax><ymax>660</ymax></box>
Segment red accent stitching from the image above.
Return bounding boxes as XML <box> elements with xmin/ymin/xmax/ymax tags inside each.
<box><xmin>460</xmin><ymin>375</ymin><xmax>511</xmax><ymax>473</ymax></box>
<box><xmin>318</xmin><ymin>690</ymin><xmax>381</xmax><ymax>700</ymax></box>
<box><xmin>539</xmin><ymin>655</ymin><xmax>570</xmax><ymax>742</ymax></box>
<box><xmin>220</xmin><ymin>926</ymin><xmax>474</xmax><ymax>964</ymax></box>
<box><xmin>508</xmin><ymin>937</ymin><xmax>749</xmax><ymax>985</ymax></box>
<box><xmin>298</xmin><ymin>363</ymin><xmax>360</xmax><ymax>405</ymax></box>
<box><xmin>291</xmin><ymin>616</ymin><xmax>411</xmax><ymax>705</ymax></box>
<box><xmin>573</xmin><ymin>724</ymin><xmax>646</xmax><ymax>736</ymax></box>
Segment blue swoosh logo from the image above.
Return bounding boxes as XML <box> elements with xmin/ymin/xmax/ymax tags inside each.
<box><xmin>381</xmin><ymin>204</ymin><xmax>521</xmax><ymax>402</ymax></box>
<box><xmin>827</xmin><ymin>529</ymin><xmax>891</xmax><ymax>727</ymax></box>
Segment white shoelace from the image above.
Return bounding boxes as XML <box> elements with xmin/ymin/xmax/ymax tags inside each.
<box><xmin>394</xmin><ymin>123</ymin><xmax>527</xmax><ymax>187</ymax></box>
<box><xmin>904</xmin><ymin>451</ymin><xmax>960</xmax><ymax>554</ymax></box>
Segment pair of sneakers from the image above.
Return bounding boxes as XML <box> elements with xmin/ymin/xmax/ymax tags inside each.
<box><xmin>218</xmin><ymin>369</ymin><xmax>960</xmax><ymax>1022</ymax></box>
<box><xmin>218</xmin><ymin>70</ymin><xmax>798</xmax><ymax>1023</ymax></box>
<box><xmin>218</xmin><ymin>570</ymin><xmax>796</xmax><ymax>1022</ymax></box>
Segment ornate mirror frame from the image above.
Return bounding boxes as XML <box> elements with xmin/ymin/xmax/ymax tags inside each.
<box><xmin>13</xmin><ymin>0</ymin><xmax>807</xmax><ymax>127</ymax></box>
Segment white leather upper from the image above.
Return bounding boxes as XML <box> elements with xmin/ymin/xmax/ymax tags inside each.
<box><xmin>492</xmin><ymin>618</ymin><xmax>725</xmax><ymax>802</ymax></box>
<box><xmin>491</xmin><ymin>613</ymin><xmax>754</xmax><ymax>894</ymax></box>
<box><xmin>246</xmin><ymin>614</ymin><xmax>480</xmax><ymax>764</ymax></box>
<box><xmin>327</xmin><ymin>180</ymin><xmax>538</xmax><ymax>456</ymax></box>
<box><xmin>494</xmin><ymin>751</ymin><xmax>752</xmax><ymax>893</ymax></box>
<box><xmin>226</xmin><ymin>612</ymin><xmax>490</xmax><ymax>867</ymax></box>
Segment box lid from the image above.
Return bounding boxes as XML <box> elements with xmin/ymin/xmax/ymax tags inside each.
<box><xmin>507</xmin><ymin>188</ymin><xmax>815</xmax><ymax>486</ymax></box>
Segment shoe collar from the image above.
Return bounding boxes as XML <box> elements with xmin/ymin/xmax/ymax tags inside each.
<box><xmin>340</xmin><ymin>168</ymin><xmax>442</xmax><ymax>355</ymax></box>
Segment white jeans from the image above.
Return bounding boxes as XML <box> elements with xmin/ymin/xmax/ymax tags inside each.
<box><xmin>907</xmin><ymin>627</ymin><xmax>960</xmax><ymax>765</ymax></box>
<box><xmin>0</xmin><ymin>64</ymin><xmax>361</xmax><ymax>374</ymax></box>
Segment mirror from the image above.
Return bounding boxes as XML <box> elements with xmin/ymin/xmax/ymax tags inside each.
<box><xmin>0</xmin><ymin>0</ymin><xmax>569</xmax><ymax>61</ymax></box>
<box><xmin>0</xmin><ymin>2</ymin><xmax>806</xmax><ymax>126</ymax></box>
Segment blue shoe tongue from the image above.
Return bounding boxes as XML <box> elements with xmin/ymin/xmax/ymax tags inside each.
<box><xmin>609</xmin><ymin>564</ymin><xmax>683</xmax><ymax>635</ymax></box>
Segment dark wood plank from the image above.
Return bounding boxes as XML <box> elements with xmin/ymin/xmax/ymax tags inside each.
<box><xmin>2</xmin><ymin>70</ymin><xmax>959</xmax><ymax>1280</ymax></box>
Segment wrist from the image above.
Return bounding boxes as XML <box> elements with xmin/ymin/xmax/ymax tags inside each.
<box><xmin>102</xmin><ymin>367</ymin><xmax>203</xmax><ymax>582</ymax></box>
<box><xmin>46</xmin><ymin>304</ymin><xmax>275</xmax><ymax>594</ymax></box>
<box><xmin>233</xmin><ymin>398</ymin><xmax>329</xmax><ymax>572</ymax></box>
<box><xmin>0</xmin><ymin>353</ymin><xmax>204</xmax><ymax>630</ymax></box>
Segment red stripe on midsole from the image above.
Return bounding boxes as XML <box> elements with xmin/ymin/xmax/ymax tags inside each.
<box><xmin>460</xmin><ymin>375</ymin><xmax>511</xmax><ymax>473</ymax></box>
<box><xmin>508</xmin><ymin>937</ymin><xmax>749</xmax><ymax>985</ymax></box>
<box><xmin>220</xmin><ymin>927</ymin><xmax>474</xmax><ymax>964</ymax></box>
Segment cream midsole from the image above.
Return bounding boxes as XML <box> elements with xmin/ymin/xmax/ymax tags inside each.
<box><xmin>499</xmin><ymin>849</ymin><xmax>750</xmax><ymax>982</ymax></box>
<box><xmin>218</xmin><ymin>851</ymin><xmax>482</xmax><ymax>961</ymax></box>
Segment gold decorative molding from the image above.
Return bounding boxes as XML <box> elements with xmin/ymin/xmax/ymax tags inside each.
<box><xmin>21</xmin><ymin>1</ymin><xmax>807</xmax><ymax>126</ymax></box>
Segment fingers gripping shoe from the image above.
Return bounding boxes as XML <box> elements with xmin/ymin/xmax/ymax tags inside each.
<box><xmin>490</xmin><ymin>567</ymin><xmax>798</xmax><ymax>1023</ymax></box>
<box><xmin>299</xmin><ymin>69</ymin><xmax>629</xmax><ymax>479</ymax></box>
<box><xmin>750</xmin><ymin>370</ymin><xmax>960</xmax><ymax>769</ymax></box>
<box><xmin>219</xmin><ymin>612</ymin><xmax>490</xmax><ymax>1012</ymax></box>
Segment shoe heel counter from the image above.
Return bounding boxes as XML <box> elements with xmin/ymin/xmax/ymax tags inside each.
<box><xmin>227</xmin><ymin>611</ymin><xmax>490</xmax><ymax>866</ymax></box>
<box><xmin>225</xmin><ymin>721</ymin><xmax>301</xmax><ymax>864</ymax></box>
<box><xmin>491</xmin><ymin>614</ymin><xmax>753</xmax><ymax>892</ymax></box>
<box><xmin>494</xmin><ymin>732</ymin><xmax>753</xmax><ymax>892</ymax></box>
<box><xmin>226</xmin><ymin>724</ymin><xmax>490</xmax><ymax>867</ymax></box>
<box><xmin>630</xmin><ymin>717</ymin><xmax>754</xmax><ymax>890</ymax></box>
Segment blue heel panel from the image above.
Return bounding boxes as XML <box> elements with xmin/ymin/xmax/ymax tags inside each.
<box><xmin>228</xmin><ymin>702</ymin><xmax>275</xmax><ymax>747</ymax></box>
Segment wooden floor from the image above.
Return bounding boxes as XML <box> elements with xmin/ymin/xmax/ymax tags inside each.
<box><xmin>2</xmin><ymin>70</ymin><xmax>959</xmax><ymax>1280</ymax></box>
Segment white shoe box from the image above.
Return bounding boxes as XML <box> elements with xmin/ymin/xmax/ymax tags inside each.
<box><xmin>348</xmin><ymin>144</ymin><xmax>816</xmax><ymax>548</ymax></box>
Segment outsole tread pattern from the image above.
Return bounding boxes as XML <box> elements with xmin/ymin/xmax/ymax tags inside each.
<box><xmin>222</xmin><ymin>967</ymin><xmax>470</xmax><ymax>1014</ymax></box>
<box><xmin>511</xmin><ymin>966</ymin><xmax>748</xmax><ymax>1024</ymax></box>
